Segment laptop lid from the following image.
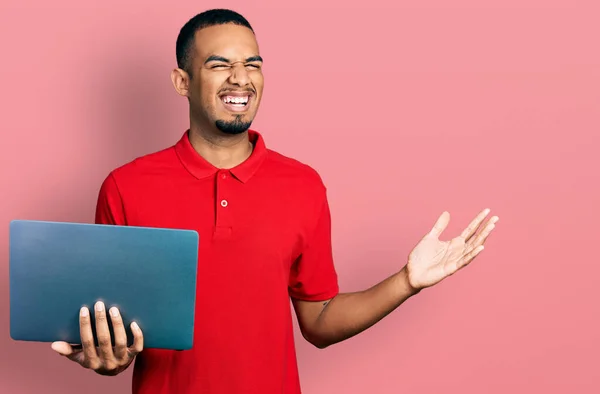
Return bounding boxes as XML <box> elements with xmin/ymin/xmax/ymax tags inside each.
<box><xmin>9</xmin><ymin>220</ymin><xmax>199</xmax><ymax>350</ymax></box>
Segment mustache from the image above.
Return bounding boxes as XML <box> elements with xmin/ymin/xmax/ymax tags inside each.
<box><xmin>218</xmin><ymin>87</ymin><xmax>256</xmax><ymax>95</ymax></box>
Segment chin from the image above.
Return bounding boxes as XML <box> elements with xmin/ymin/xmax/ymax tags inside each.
<box><xmin>215</xmin><ymin>116</ymin><xmax>254</xmax><ymax>135</ymax></box>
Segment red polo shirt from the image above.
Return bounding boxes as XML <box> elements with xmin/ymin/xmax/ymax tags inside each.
<box><xmin>94</xmin><ymin>130</ymin><xmax>339</xmax><ymax>394</ymax></box>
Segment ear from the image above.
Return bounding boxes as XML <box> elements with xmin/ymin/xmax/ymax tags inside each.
<box><xmin>171</xmin><ymin>68</ymin><xmax>191</xmax><ymax>97</ymax></box>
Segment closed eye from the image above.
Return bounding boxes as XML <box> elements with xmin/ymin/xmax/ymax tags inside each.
<box><xmin>210</xmin><ymin>64</ymin><xmax>231</xmax><ymax>69</ymax></box>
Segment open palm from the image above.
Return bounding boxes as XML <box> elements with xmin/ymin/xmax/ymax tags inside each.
<box><xmin>406</xmin><ymin>208</ymin><xmax>499</xmax><ymax>290</ymax></box>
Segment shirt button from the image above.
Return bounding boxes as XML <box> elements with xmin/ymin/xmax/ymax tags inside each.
<box><xmin>221</xmin><ymin>173</ymin><xmax>227</xmax><ymax>179</ymax></box>
<box><xmin>220</xmin><ymin>199</ymin><xmax>228</xmax><ymax>207</ymax></box>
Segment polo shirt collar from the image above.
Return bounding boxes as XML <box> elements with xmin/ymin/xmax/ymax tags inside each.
<box><xmin>175</xmin><ymin>129</ymin><xmax>267</xmax><ymax>183</ymax></box>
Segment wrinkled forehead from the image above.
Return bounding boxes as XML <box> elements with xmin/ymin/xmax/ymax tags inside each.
<box><xmin>194</xmin><ymin>24</ymin><xmax>260</xmax><ymax>63</ymax></box>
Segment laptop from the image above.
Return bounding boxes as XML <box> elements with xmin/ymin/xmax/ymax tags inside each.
<box><xmin>8</xmin><ymin>220</ymin><xmax>199</xmax><ymax>350</ymax></box>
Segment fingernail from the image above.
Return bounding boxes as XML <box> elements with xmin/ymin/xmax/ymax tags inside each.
<box><xmin>110</xmin><ymin>307</ymin><xmax>119</xmax><ymax>317</ymax></box>
<box><xmin>95</xmin><ymin>302</ymin><xmax>104</xmax><ymax>312</ymax></box>
<box><xmin>131</xmin><ymin>322</ymin><xmax>139</xmax><ymax>331</ymax></box>
<box><xmin>80</xmin><ymin>307</ymin><xmax>88</xmax><ymax>317</ymax></box>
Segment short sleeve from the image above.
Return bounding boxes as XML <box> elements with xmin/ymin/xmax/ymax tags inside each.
<box><xmin>95</xmin><ymin>173</ymin><xmax>126</xmax><ymax>226</ymax></box>
<box><xmin>288</xmin><ymin>192</ymin><xmax>339</xmax><ymax>301</ymax></box>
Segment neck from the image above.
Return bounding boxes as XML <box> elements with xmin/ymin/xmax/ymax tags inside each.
<box><xmin>188</xmin><ymin>123</ymin><xmax>253</xmax><ymax>169</ymax></box>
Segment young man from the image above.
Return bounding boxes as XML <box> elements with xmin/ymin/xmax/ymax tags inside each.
<box><xmin>51</xmin><ymin>9</ymin><xmax>498</xmax><ymax>394</ymax></box>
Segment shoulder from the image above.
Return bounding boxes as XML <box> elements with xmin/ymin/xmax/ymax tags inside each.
<box><xmin>262</xmin><ymin>149</ymin><xmax>327</xmax><ymax>192</ymax></box>
<box><xmin>98</xmin><ymin>144</ymin><xmax>178</xmax><ymax>196</ymax></box>
<box><xmin>111</xmin><ymin>146</ymin><xmax>178</xmax><ymax>180</ymax></box>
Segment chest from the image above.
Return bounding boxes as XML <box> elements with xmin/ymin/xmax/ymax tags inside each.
<box><xmin>121</xmin><ymin>174</ymin><xmax>309</xmax><ymax>271</ymax></box>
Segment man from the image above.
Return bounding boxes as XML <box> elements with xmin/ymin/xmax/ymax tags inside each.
<box><xmin>50</xmin><ymin>8</ymin><xmax>498</xmax><ymax>394</ymax></box>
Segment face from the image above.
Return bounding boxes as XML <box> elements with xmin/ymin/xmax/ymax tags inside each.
<box><xmin>173</xmin><ymin>23</ymin><xmax>264</xmax><ymax>135</ymax></box>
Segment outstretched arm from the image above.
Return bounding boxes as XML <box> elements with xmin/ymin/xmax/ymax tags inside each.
<box><xmin>293</xmin><ymin>208</ymin><xmax>499</xmax><ymax>349</ymax></box>
<box><xmin>293</xmin><ymin>267</ymin><xmax>417</xmax><ymax>349</ymax></box>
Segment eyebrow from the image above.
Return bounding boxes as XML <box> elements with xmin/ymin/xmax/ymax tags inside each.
<box><xmin>204</xmin><ymin>55</ymin><xmax>263</xmax><ymax>64</ymax></box>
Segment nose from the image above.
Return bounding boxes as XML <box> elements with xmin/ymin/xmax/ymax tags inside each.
<box><xmin>228</xmin><ymin>63</ymin><xmax>251</xmax><ymax>87</ymax></box>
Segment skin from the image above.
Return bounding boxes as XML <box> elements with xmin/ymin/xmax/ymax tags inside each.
<box><xmin>170</xmin><ymin>23</ymin><xmax>265</xmax><ymax>169</ymax></box>
<box><xmin>51</xmin><ymin>22</ymin><xmax>499</xmax><ymax>374</ymax></box>
<box><xmin>294</xmin><ymin>209</ymin><xmax>498</xmax><ymax>349</ymax></box>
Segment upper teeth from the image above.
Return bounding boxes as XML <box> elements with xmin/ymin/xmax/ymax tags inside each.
<box><xmin>223</xmin><ymin>96</ymin><xmax>248</xmax><ymax>104</ymax></box>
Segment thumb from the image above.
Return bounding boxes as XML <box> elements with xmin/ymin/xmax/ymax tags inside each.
<box><xmin>51</xmin><ymin>341</ymin><xmax>76</xmax><ymax>357</ymax></box>
<box><xmin>52</xmin><ymin>341</ymin><xmax>85</xmax><ymax>364</ymax></box>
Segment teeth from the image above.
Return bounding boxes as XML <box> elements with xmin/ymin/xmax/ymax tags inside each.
<box><xmin>222</xmin><ymin>96</ymin><xmax>249</xmax><ymax>104</ymax></box>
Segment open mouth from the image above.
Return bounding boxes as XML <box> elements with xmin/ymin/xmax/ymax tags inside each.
<box><xmin>219</xmin><ymin>92</ymin><xmax>253</xmax><ymax>112</ymax></box>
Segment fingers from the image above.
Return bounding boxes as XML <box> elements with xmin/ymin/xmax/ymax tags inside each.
<box><xmin>79</xmin><ymin>306</ymin><xmax>100</xmax><ymax>366</ymax></box>
<box><xmin>105</xmin><ymin>305</ymin><xmax>144</xmax><ymax>362</ymax></box>
<box><xmin>428</xmin><ymin>211</ymin><xmax>450</xmax><ymax>238</ymax></box>
<box><xmin>54</xmin><ymin>302</ymin><xmax>140</xmax><ymax>375</ymax></box>
<box><xmin>109</xmin><ymin>307</ymin><xmax>128</xmax><ymax>361</ymax></box>
<box><xmin>467</xmin><ymin>215</ymin><xmax>499</xmax><ymax>249</ymax></box>
<box><xmin>457</xmin><ymin>245</ymin><xmax>485</xmax><ymax>270</ymax></box>
<box><xmin>460</xmin><ymin>208</ymin><xmax>490</xmax><ymax>240</ymax></box>
<box><xmin>94</xmin><ymin>302</ymin><xmax>115</xmax><ymax>362</ymax></box>
<box><xmin>128</xmin><ymin>322</ymin><xmax>144</xmax><ymax>357</ymax></box>
<box><xmin>454</xmin><ymin>213</ymin><xmax>498</xmax><ymax>271</ymax></box>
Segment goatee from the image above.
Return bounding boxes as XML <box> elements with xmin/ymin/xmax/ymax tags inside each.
<box><xmin>215</xmin><ymin>115</ymin><xmax>252</xmax><ymax>135</ymax></box>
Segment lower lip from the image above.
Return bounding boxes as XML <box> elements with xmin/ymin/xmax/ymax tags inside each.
<box><xmin>220</xmin><ymin>96</ymin><xmax>252</xmax><ymax>113</ymax></box>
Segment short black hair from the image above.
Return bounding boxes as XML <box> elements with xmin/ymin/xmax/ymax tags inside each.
<box><xmin>176</xmin><ymin>9</ymin><xmax>254</xmax><ymax>77</ymax></box>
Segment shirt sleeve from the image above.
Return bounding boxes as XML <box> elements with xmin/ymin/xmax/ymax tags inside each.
<box><xmin>288</xmin><ymin>191</ymin><xmax>339</xmax><ymax>301</ymax></box>
<box><xmin>95</xmin><ymin>172</ymin><xmax>127</xmax><ymax>226</ymax></box>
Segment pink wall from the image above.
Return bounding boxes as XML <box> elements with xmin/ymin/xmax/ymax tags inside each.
<box><xmin>1</xmin><ymin>1</ymin><xmax>598</xmax><ymax>393</ymax></box>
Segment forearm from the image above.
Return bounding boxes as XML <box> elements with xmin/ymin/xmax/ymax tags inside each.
<box><xmin>307</xmin><ymin>267</ymin><xmax>419</xmax><ymax>348</ymax></box>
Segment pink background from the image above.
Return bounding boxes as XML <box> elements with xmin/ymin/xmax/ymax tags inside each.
<box><xmin>1</xmin><ymin>0</ymin><xmax>598</xmax><ymax>393</ymax></box>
